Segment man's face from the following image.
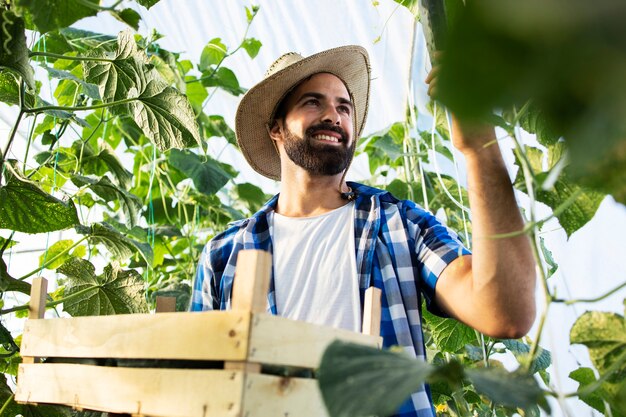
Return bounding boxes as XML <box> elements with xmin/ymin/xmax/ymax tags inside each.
<box><xmin>273</xmin><ymin>73</ymin><xmax>355</xmax><ymax>176</ymax></box>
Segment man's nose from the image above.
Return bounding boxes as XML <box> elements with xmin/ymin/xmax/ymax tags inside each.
<box><xmin>321</xmin><ymin>106</ymin><xmax>341</xmax><ymax>125</ymax></box>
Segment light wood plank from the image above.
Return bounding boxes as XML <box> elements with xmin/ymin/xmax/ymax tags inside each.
<box><xmin>155</xmin><ymin>296</ymin><xmax>176</xmax><ymax>313</ymax></box>
<box><xmin>23</xmin><ymin>277</ymin><xmax>48</xmax><ymax>364</ymax></box>
<box><xmin>21</xmin><ymin>311</ymin><xmax>250</xmax><ymax>360</ymax></box>
<box><xmin>243</xmin><ymin>373</ymin><xmax>329</xmax><ymax>417</ymax></box>
<box><xmin>248</xmin><ymin>313</ymin><xmax>381</xmax><ymax>369</ymax></box>
<box><xmin>16</xmin><ymin>364</ymin><xmax>244</xmax><ymax>417</ymax></box>
<box><xmin>362</xmin><ymin>287</ymin><xmax>382</xmax><ymax>336</ymax></box>
<box><xmin>231</xmin><ymin>250</ymin><xmax>271</xmax><ymax>313</ymax></box>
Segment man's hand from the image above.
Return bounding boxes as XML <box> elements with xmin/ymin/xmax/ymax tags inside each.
<box><xmin>425</xmin><ymin>62</ymin><xmax>497</xmax><ymax>155</ymax></box>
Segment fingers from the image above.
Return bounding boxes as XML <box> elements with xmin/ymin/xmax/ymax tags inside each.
<box><xmin>426</xmin><ymin>66</ymin><xmax>439</xmax><ymax>98</ymax></box>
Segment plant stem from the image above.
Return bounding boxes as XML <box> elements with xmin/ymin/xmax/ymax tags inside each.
<box><xmin>0</xmin><ymin>78</ymin><xmax>25</xmax><ymax>177</ymax></box>
<box><xmin>0</xmin><ymin>394</ymin><xmax>14</xmax><ymax>416</ymax></box>
<box><xmin>23</xmin><ymin>97</ymin><xmax>136</xmax><ymax>114</ymax></box>
<box><xmin>553</xmin><ymin>280</ymin><xmax>626</xmax><ymax>305</ymax></box>
<box><xmin>0</xmin><ymin>285</ymin><xmax>96</xmax><ymax>315</ymax></box>
<box><xmin>17</xmin><ymin>236</ymin><xmax>89</xmax><ymax>281</ymax></box>
<box><xmin>29</xmin><ymin>51</ymin><xmax>114</xmax><ymax>62</ymax></box>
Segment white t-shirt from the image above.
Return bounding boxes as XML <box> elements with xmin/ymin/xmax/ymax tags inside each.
<box><xmin>270</xmin><ymin>202</ymin><xmax>361</xmax><ymax>332</ymax></box>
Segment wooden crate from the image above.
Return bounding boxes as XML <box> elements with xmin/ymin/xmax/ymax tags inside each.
<box><xmin>17</xmin><ymin>250</ymin><xmax>382</xmax><ymax>417</ymax></box>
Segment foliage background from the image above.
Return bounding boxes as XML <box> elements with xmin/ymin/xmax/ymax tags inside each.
<box><xmin>0</xmin><ymin>1</ymin><xmax>625</xmax><ymax>416</ymax></box>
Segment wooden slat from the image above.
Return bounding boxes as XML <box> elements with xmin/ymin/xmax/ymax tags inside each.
<box><xmin>231</xmin><ymin>250</ymin><xmax>271</xmax><ymax>313</ymax></box>
<box><xmin>20</xmin><ymin>311</ymin><xmax>250</xmax><ymax>360</ymax></box>
<box><xmin>248</xmin><ymin>313</ymin><xmax>381</xmax><ymax>369</ymax></box>
<box><xmin>362</xmin><ymin>287</ymin><xmax>382</xmax><ymax>336</ymax></box>
<box><xmin>16</xmin><ymin>364</ymin><xmax>244</xmax><ymax>417</ymax></box>
<box><xmin>23</xmin><ymin>277</ymin><xmax>48</xmax><ymax>365</ymax></box>
<box><xmin>242</xmin><ymin>373</ymin><xmax>328</xmax><ymax>417</ymax></box>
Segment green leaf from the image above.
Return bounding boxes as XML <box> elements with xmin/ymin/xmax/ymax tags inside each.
<box><xmin>0</xmin><ymin>11</ymin><xmax>35</xmax><ymax>90</ymax></box>
<box><xmin>570</xmin><ymin>310</ymin><xmax>626</xmax><ymax>381</ymax></box>
<box><xmin>466</xmin><ymin>368</ymin><xmax>549</xmax><ymax>412</ymax></box>
<box><xmin>168</xmin><ymin>149</ymin><xmax>233</xmax><ymax>195</ymax></box>
<box><xmin>135</xmin><ymin>0</ymin><xmax>160</xmax><ymax>9</ymax></box>
<box><xmin>83</xmin><ymin>29</ymin><xmax>150</xmax><ymax>107</ymax></box>
<box><xmin>45</xmin><ymin>66</ymin><xmax>100</xmax><ymax>101</ymax></box>
<box><xmin>422</xmin><ymin>306</ymin><xmax>476</xmax><ymax>353</ymax></box>
<box><xmin>184</xmin><ymin>76</ymin><xmax>208</xmax><ymax>112</ymax></box>
<box><xmin>318</xmin><ymin>341</ymin><xmax>432</xmax><ymax>417</ymax></box>
<box><xmin>394</xmin><ymin>0</ymin><xmax>420</xmax><ymax>18</ymax></box>
<box><xmin>57</xmin><ymin>257</ymin><xmax>148</xmax><ymax>316</ymax></box>
<box><xmin>79</xmin><ymin>222</ymin><xmax>153</xmax><ymax>266</ymax></box>
<box><xmin>501</xmin><ymin>339</ymin><xmax>551</xmax><ymax>375</ymax></box>
<box><xmin>74</xmin><ymin>141</ymin><xmax>133</xmax><ymax>189</ymax></box>
<box><xmin>111</xmin><ymin>8</ymin><xmax>141</xmax><ymax>30</ymax></box>
<box><xmin>0</xmin><ymin>168</ymin><xmax>80</xmax><ymax>233</ymax></box>
<box><xmin>39</xmin><ymin>239</ymin><xmax>75</xmax><ymax>270</ymax></box>
<box><xmin>235</xmin><ymin>183</ymin><xmax>268</xmax><ymax>213</ymax></box>
<box><xmin>0</xmin><ymin>71</ymin><xmax>36</xmax><ymax>107</ymax></box>
<box><xmin>72</xmin><ymin>175</ymin><xmax>142</xmax><ymax>228</ymax></box>
<box><xmin>129</xmin><ymin>79</ymin><xmax>203</xmax><ymax>150</ymax></box>
<box><xmin>199</xmin><ymin>38</ymin><xmax>227</xmax><ymax>70</ymax></box>
<box><xmin>242</xmin><ymin>38</ymin><xmax>262</xmax><ymax>59</ymax></box>
<box><xmin>0</xmin><ymin>322</ymin><xmax>19</xmax><ymax>357</ymax></box>
<box><xmin>569</xmin><ymin>367</ymin><xmax>611</xmax><ymax>415</ymax></box>
<box><xmin>203</xmin><ymin>114</ymin><xmax>236</xmax><ymax>145</ymax></box>
<box><xmin>201</xmin><ymin>67</ymin><xmax>246</xmax><ymax>96</ymax></box>
<box><xmin>13</xmin><ymin>0</ymin><xmax>99</xmax><ymax>34</ymax></box>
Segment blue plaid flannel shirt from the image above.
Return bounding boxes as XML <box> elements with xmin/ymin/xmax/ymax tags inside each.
<box><xmin>191</xmin><ymin>181</ymin><xmax>470</xmax><ymax>417</ymax></box>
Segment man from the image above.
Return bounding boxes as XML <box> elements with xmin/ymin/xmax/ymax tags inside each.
<box><xmin>191</xmin><ymin>46</ymin><xmax>536</xmax><ymax>416</ymax></box>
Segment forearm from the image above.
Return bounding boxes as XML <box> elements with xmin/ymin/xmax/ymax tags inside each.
<box><xmin>436</xmin><ymin>123</ymin><xmax>536</xmax><ymax>338</ymax></box>
<box><xmin>462</xmin><ymin>131</ymin><xmax>536</xmax><ymax>335</ymax></box>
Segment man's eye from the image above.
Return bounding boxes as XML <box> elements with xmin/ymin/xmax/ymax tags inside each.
<box><xmin>304</xmin><ymin>99</ymin><xmax>319</xmax><ymax>106</ymax></box>
<box><xmin>338</xmin><ymin>105</ymin><xmax>351</xmax><ymax>114</ymax></box>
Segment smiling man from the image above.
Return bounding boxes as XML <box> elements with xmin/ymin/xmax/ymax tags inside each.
<box><xmin>191</xmin><ymin>46</ymin><xmax>536</xmax><ymax>417</ymax></box>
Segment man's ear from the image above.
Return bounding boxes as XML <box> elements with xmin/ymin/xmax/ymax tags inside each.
<box><xmin>268</xmin><ymin>119</ymin><xmax>283</xmax><ymax>142</ymax></box>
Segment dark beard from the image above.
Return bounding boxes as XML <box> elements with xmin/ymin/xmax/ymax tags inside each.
<box><xmin>282</xmin><ymin>124</ymin><xmax>354</xmax><ymax>176</ymax></box>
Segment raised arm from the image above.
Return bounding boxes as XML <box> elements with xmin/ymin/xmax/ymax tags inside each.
<box><xmin>433</xmin><ymin>117</ymin><xmax>536</xmax><ymax>339</ymax></box>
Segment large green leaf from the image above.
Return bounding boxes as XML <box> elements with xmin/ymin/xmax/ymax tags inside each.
<box><xmin>466</xmin><ymin>367</ymin><xmax>549</xmax><ymax>412</ymax></box>
<box><xmin>0</xmin><ymin>168</ymin><xmax>79</xmax><ymax>233</ymax></box>
<box><xmin>13</xmin><ymin>0</ymin><xmax>99</xmax><ymax>34</ymax></box>
<box><xmin>72</xmin><ymin>175</ymin><xmax>141</xmax><ymax>228</ymax></box>
<box><xmin>83</xmin><ymin>29</ymin><xmax>149</xmax><ymax>106</ymax></box>
<box><xmin>0</xmin><ymin>11</ymin><xmax>35</xmax><ymax>90</ymax></box>
<box><xmin>78</xmin><ymin>222</ymin><xmax>153</xmax><ymax>265</ymax></box>
<box><xmin>168</xmin><ymin>149</ymin><xmax>233</xmax><ymax>195</ymax></box>
<box><xmin>57</xmin><ymin>257</ymin><xmax>148</xmax><ymax>316</ymax></box>
<box><xmin>422</xmin><ymin>306</ymin><xmax>476</xmax><ymax>353</ymax></box>
<box><xmin>570</xmin><ymin>310</ymin><xmax>626</xmax><ymax>382</ymax></box>
<box><xmin>46</xmin><ymin>67</ymin><xmax>100</xmax><ymax>101</ymax></box>
<box><xmin>110</xmin><ymin>8</ymin><xmax>141</xmax><ymax>30</ymax></box>
<box><xmin>235</xmin><ymin>183</ymin><xmax>268</xmax><ymax>214</ymax></box>
<box><xmin>318</xmin><ymin>341</ymin><xmax>432</xmax><ymax>417</ymax></box>
<box><xmin>129</xmin><ymin>79</ymin><xmax>202</xmax><ymax>150</ymax></box>
<box><xmin>0</xmin><ymin>258</ymin><xmax>31</xmax><ymax>295</ymax></box>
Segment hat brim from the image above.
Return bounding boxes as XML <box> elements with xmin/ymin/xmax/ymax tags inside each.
<box><xmin>235</xmin><ymin>45</ymin><xmax>371</xmax><ymax>181</ymax></box>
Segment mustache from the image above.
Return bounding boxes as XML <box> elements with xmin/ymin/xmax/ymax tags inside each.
<box><xmin>305</xmin><ymin>123</ymin><xmax>348</xmax><ymax>143</ymax></box>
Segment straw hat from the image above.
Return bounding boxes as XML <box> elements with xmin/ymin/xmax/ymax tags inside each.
<box><xmin>235</xmin><ymin>45</ymin><xmax>371</xmax><ymax>180</ymax></box>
